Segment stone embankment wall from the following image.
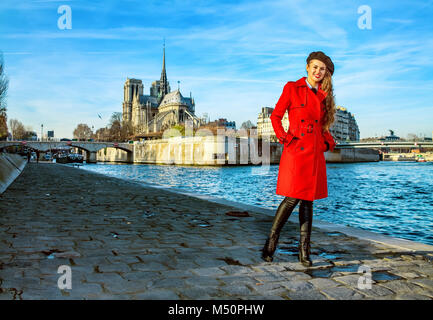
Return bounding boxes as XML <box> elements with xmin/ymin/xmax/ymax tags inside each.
<box><xmin>325</xmin><ymin>148</ymin><xmax>380</xmax><ymax>163</ymax></box>
<box><xmin>96</xmin><ymin>147</ymin><xmax>132</xmax><ymax>163</ymax></box>
<box><xmin>383</xmin><ymin>152</ymin><xmax>433</xmax><ymax>162</ymax></box>
<box><xmin>97</xmin><ymin>137</ymin><xmax>281</xmax><ymax>165</ymax></box>
<box><xmin>0</xmin><ymin>153</ymin><xmax>27</xmax><ymax>194</ymax></box>
<box><xmin>96</xmin><ymin>137</ymin><xmax>380</xmax><ymax>164</ymax></box>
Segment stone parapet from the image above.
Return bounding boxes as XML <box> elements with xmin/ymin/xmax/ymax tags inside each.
<box><xmin>0</xmin><ymin>153</ymin><xmax>27</xmax><ymax>194</ymax></box>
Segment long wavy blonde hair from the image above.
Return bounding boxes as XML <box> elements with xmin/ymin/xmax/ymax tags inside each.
<box><xmin>319</xmin><ymin>68</ymin><xmax>336</xmax><ymax>131</ymax></box>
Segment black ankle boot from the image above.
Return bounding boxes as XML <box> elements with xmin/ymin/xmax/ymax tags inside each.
<box><xmin>298</xmin><ymin>200</ymin><xmax>313</xmax><ymax>267</ymax></box>
<box><xmin>298</xmin><ymin>234</ymin><xmax>312</xmax><ymax>267</ymax></box>
<box><xmin>261</xmin><ymin>197</ymin><xmax>300</xmax><ymax>262</ymax></box>
<box><xmin>261</xmin><ymin>239</ymin><xmax>273</xmax><ymax>262</ymax></box>
<box><xmin>261</xmin><ymin>232</ymin><xmax>278</xmax><ymax>262</ymax></box>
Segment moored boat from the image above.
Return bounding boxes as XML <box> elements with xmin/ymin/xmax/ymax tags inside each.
<box><xmin>54</xmin><ymin>153</ymin><xmax>84</xmax><ymax>164</ymax></box>
<box><xmin>68</xmin><ymin>153</ymin><xmax>84</xmax><ymax>163</ymax></box>
<box><xmin>55</xmin><ymin>153</ymin><xmax>68</xmax><ymax>164</ymax></box>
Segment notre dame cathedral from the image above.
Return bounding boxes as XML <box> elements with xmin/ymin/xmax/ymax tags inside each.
<box><xmin>122</xmin><ymin>45</ymin><xmax>203</xmax><ymax>136</ymax></box>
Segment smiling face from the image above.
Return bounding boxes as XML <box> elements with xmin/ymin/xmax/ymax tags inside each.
<box><xmin>306</xmin><ymin>59</ymin><xmax>327</xmax><ymax>86</ymax></box>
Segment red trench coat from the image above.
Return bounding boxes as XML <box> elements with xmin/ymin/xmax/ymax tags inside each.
<box><xmin>270</xmin><ymin>77</ymin><xmax>336</xmax><ymax>201</ymax></box>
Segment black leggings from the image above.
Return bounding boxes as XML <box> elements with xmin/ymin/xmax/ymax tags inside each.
<box><xmin>270</xmin><ymin>196</ymin><xmax>313</xmax><ymax>235</ymax></box>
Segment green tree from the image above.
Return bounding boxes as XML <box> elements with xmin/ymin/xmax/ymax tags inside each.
<box><xmin>170</xmin><ymin>124</ymin><xmax>185</xmax><ymax>136</ymax></box>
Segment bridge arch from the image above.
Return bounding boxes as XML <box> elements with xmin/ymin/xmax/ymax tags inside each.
<box><xmin>0</xmin><ymin>141</ymin><xmax>134</xmax><ymax>163</ymax></box>
<box><xmin>96</xmin><ymin>145</ymin><xmax>133</xmax><ymax>163</ymax></box>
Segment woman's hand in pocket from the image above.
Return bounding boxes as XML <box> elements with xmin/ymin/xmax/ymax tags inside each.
<box><xmin>284</xmin><ymin>136</ymin><xmax>298</xmax><ymax>148</ymax></box>
<box><xmin>323</xmin><ymin>141</ymin><xmax>330</xmax><ymax>152</ymax></box>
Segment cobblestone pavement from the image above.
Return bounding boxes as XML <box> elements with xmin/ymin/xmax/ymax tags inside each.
<box><xmin>0</xmin><ymin>163</ymin><xmax>432</xmax><ymax>300</ymax></box>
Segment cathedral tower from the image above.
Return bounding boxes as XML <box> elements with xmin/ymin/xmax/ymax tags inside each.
<box><xmin>123</xmin><ymin>78</ymin><xmax>143</xmax><ymax>122</ymax></box>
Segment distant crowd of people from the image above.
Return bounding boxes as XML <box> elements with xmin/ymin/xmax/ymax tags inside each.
<box><xmin>27</xmin><ymin>150</ymin><xmax>40</xmax><ymax>163</ymax></box>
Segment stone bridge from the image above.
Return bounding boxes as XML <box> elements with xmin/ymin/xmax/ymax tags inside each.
<box><xmin>0</xmin><ymin>141</ymin><xmax>134</xmax><ymax>163</ymax></box>
<box><xmin>336</xmin><ymin>141</ymin><xmax>433</xmax><ymax>149</ymax></box>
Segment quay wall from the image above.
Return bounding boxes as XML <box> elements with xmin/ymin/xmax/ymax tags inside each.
<box><xmin>97</xmin><ymin>147</ymin><xmax>132</xmax><ymax>163</ymax></box>
<box><xmin>97</xmin><ymin>136</ymin><xmax>281</xmax><ymax>165</ymax></box>
<box><xmin>0</xmin><ymin>153</ymin><xmax>27</xmax><ymax>194</ymax></box>
<box><xmin>96</xmin><ymin>137</ymin><xmax>380</xmax><ymax>164</ymax></box>
<box><xmin>383</xmin><ymin>152</ymin><xmax>433</xmax><ymax>162</ymax></box>
<box><xmin>325</xmin><ymin>147</ymin><xmax>380</xmax><ymax>163</ymax></box>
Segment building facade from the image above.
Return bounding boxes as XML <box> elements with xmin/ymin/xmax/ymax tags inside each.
<box><xmin>206</xmin><ymin>118</ymin><xmax>236</xmax><ymax>130</ymax></box>
<box><xmin>330</xmin><ymin>106</ymin><xmax>360</xmax><ymax>142</ymax></box>
<box><xmin>257</xmin><ymin>107</ymin><xmax>288</xmax><ymax>141</ymax></box>
<box><xmin>122</xmin><ymin>46</ymin><xmax>203</xmax><ymax>136</ymax></box>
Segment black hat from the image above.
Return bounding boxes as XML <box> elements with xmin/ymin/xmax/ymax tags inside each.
<box><xmin>306</xmin><ymin>51</ymin><xmax>334</xmax><ymax>76</ymax></box>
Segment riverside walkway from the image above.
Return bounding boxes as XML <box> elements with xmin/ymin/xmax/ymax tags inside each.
<box><xmin>0</xmin><ymin>163</ymin><xmax>432</xmax><ymax>300</ymax></box>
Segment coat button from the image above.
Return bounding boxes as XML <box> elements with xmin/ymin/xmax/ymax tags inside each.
<box><xmin>301</xmin><ymin>119</ymin><xmax>304</xmax><ymax>122</ymax></box>
<box><xmin>300</xmin><ymin>147</ymin><xmax>304</xmax><ymax>150</ymax></box>
<box><xmin>301</xmin><ymin>104</ymin><xmax>304</xmax><ymax>106</ymax></box>
<box><xmin>301</xmin><ymin>133</ymin><xmax>304</xmax><ymax>136</ymax></box>
<box><xmin>315</xmin><ymin>120</ymin><xmax>318</xmax><ymax>123</ymax></box>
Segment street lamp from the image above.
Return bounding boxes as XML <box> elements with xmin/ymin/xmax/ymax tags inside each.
<box><xmin>41</xmin><ymin>124</ymin><xmax>43</xmax><ymax>142</ymax></box>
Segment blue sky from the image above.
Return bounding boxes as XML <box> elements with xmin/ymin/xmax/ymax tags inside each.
<box><xmin>1</xmin><ymin>0</ymin><xmax>432</xmax><ymax>139</ymax></box>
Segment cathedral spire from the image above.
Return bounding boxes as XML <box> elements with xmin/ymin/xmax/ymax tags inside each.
<box><xmin>161</xmin><ymin>40</ymin><xmax>166</xmax><ymax>79</ymax></box>
<box><xmin>159</xmin><ymin>40</ymin><xmax>169</xmax><ymax>100</ymax></box>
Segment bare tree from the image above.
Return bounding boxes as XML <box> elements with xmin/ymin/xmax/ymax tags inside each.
<box><xmin>92</xmin><ymin>112</ymin><xmax>134</xmax><ymax>142</ymax></box>
<box><xmin>407</xmin><ymin>133</ymin><xmax>418</xmax><ymax>142</ymax></box>
<box><xmin>109</xmin><ymin>120</ymin><xmax>122</xmax><ymax>141</ymax></box>
<box><xmin>22</xmin><ymin>130</ymin><xmax>37</xmax><ymax>141</ymax></box>
<box><xmin>241</xmin><ymin>120</ymin><xmax>254</xmax><ymax>130</ymax></box>
<box><xmin>0</xmin><ymin>114</ymin><xmax>6</xmax><ymax>140</ymax></box>
<box><xmin>109</xmin><ymin>112</ymin><xmax>122</xmax><ymax>126</ymax></box>
<box><xmin>0</xmin><ymin>53</ymin><xmax>8</xmax><ymax>139</ymax></box>
<box><xmin>9</xmin><ymin>119</ymin><xmax>19</xmax><ymax>139</ymax></box>
<box><xmin>0</xmin><ymin>53</ymin><xmax>8</xmax><ymax>114</ymax></box>
<box><xmin>122</xmin><ymin>121</ymin><xmax>133</xmax><ymax>140</ymax></box>
<box><xmin>94</xmin><ymin>127</ymin><xmax>110</xmax><ymax>141</ymax></box>
<box><xmin>73</xmin><ymin>123</ymin><xmax>93</xmax><ymax>140</ymax></box>
<box><xmin>108</xmin><ymin>112</ymin><xmax>132</xmax><ymax>141</ymax></box>
<box><xmin>8</xmin><ymin>119</ymin><xmax>26</xmax><ymax>140</ymax></box>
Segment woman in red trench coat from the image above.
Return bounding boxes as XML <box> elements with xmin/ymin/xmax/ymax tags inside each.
<box><xmin>262</xmin><ymin>51</ymin><xmax>337</xmax><ymax>266</ymax></box>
